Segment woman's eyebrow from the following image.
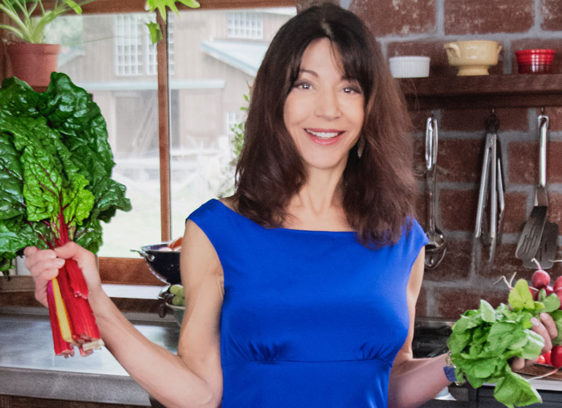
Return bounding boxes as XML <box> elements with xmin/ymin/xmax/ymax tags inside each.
<box><xmin>298</xmin><ymin>68</ymin><xmax>318</xmax><ymax>77</ymax></box>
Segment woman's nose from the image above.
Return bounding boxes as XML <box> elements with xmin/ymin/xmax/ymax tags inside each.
<box><xmin>314</xmin><ymin>89</ymin><xmax>341</xmax><ymax>119</ymax></box>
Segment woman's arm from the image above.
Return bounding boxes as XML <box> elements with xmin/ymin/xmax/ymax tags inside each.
<box><xmin>25</xmin><ymin>220</ymin><xmax>223</xmax><ymax>408</ymax></box>
<box><xmin>387</xmin><ymin>248</ymin><xmax>450</xmax><ymax>408</ymax></box>
<box><xmin>388</xmin><ymin>248</ymin><xmax>558</xmax><ymax>408</ymax></box>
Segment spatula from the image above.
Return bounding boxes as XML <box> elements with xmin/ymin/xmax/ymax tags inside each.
<box><xmin>516</xmin><ymin>114</ymin><xmax>551</xmax><ymax>264</ymax></box>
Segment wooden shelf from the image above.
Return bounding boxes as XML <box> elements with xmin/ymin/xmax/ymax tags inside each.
<box><xmin>399</xmin><ymin>74</ymin><xmax>562</xmax><ymax>110</ymax></box>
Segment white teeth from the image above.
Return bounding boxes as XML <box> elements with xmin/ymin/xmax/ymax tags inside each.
<box><xmin>306</xmin><ymin>129</ymin><xmax>340</xmax><ymax>138</ymax></box>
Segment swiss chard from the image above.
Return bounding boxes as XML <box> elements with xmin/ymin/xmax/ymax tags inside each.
<box><xmin>448</xmin><ymin>279</ymin><xmax>562</xmax><ymax>407</ymax></box>
<box><xmin>0</xmin><ymin>73</ymin><xmax>131</xmax><ymax>355</ymax></box>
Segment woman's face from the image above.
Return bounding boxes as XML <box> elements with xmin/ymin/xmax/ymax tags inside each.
<box><xmin>283</xmin><ymin>38</ymin><xmax>365</xmax><ymax>176</ymax></box>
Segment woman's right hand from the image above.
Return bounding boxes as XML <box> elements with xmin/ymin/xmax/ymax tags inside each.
<box><xmin>24</xmin><ymin>242</ymin><xmax>100</xmax><ymax>307</ymax></box>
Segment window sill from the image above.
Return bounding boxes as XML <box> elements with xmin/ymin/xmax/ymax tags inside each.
<box><xmin>0</xmin><ymin>275</ymin><xmax>167</xmax><ymax>313</ymax></box>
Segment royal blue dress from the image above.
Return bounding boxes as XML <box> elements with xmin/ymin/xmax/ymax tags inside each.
<box><xmin>187</xmin><ymin>199</ymin><xmax>428</xmax><ymax>407</ymax></box>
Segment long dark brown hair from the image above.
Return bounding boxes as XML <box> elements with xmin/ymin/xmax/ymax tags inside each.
<box><xmin>232</xmin><ymin>3</ymin><xmax>417</xmax><ymax>246</ymax></box>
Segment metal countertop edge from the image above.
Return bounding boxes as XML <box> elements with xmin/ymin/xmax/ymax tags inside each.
<box><xmin>0</xmin><ymin>366</ymin><xmax>150</xmax><ymax>405</ymax></box>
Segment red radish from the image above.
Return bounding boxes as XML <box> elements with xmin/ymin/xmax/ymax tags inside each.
<box><xmin>550</xmin><ymin>346</ymin><xmax>562</xmax><ymax>368</ymax></box>
<box><xmin>537</xmin><ymin>354</ymin><xmax>546</xmax><ymax>364</ymax></box>
<box><xmin>546</xmin><ymin>285</ymin><xmax>554</xmax><ymax>295</ymax></box>
<box><xmin>554</xmin><ymin>276</ymin><xmax>562</xmax><ymax>292</ymax></box>
<box><xmin>531</xmin><ymin>269</ymin><xmax>551</xmax><ymax>289</ymax></box>
<box><xmin>544</xmin><ymin>350</ymin><xmax>552</xmax><ymax>366</ymax></box>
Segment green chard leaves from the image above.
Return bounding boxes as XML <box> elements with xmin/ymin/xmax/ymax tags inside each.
<box><xmin>0</xmin><ymin>73</ymin><xmax>131</xmax><ymax>274</ymax></box>
<box><xmin>448</xmin><ymin>279</ymin><xmax>562</xmax><ymax>408</ymax></box>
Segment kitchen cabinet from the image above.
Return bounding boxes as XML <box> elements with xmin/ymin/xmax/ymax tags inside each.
<box><xmin>399</xmin><ymin>74</ymin><xmax>562</xmax><ymax>110</ymax></box>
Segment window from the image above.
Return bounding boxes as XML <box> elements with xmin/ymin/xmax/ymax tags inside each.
<box><xmin>114</xmin><ymin>14</ymin><xmax>175</xmax><ymax>76</ymax></box>
<box><xmin>39</xmin><ymin>1</ymin><xmax>296</xmax><ymax>284</ymax></box>
<box><xmin>227</xmin><ymin>11</ymin><xmax>264</xmax><ymax>39</ymax></box>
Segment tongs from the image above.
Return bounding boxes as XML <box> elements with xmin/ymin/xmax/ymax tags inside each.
<box><xmin>474</xmin><ymin>112</ymin><xmax>505</xmax><ymax>265</ymax></box>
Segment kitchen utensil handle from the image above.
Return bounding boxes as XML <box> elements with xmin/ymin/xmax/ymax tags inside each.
<box><xmin>538</xmin><ymin>114</ymin><xmax>549</xmax><ymax>189</ymax></box>
<box><xmin>489</xmin><ymin>134</ymin><xmax>497</xmax><ymax>241</ymax></box>
<box><xmin>475</xmin><ymin>135</ymin><xmax>492</xmax><ymax>238</ymax></box>
<box><xmin>425</xmin><ymin>117</ymin><xmax>437</xmax><ymax>171</ymax></box>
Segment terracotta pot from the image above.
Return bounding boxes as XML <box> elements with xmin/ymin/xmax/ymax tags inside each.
<box><xmin>6</xmin><ymin>43</ymin><xmax>61</xmax><ymax>88</ymax></box>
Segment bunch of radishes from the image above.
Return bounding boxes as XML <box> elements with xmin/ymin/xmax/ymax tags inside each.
<box><xmin>528</xmin><ymin>259</ymin><xmax>562</xmax><ymax>368</ymax></box>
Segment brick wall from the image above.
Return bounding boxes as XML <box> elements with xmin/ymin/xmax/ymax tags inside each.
<box><xmin>298</xmin><ymin>0</ymin><xmax>562</xmax><ymax>319</ymax></box>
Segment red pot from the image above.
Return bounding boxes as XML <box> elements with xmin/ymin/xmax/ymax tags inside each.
<box><xmin>515</xmin><ymin>49</ymin><xmax>555</xmax><ymax>74</ymax></box>
<box><xmin>6</xmin><ymin>43</ymin><xmax>61</xmax><ymax>88</ymax></box>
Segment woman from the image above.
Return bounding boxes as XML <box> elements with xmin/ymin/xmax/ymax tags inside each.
<box><xmin>25</xmin><ymin>4</ymin><xmax>555</xmax><ymax>408</ymax></box>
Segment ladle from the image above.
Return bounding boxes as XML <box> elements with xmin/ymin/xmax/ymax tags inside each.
<box><xmin>424</xmin><ymin>116</ymin><xmax>447</xmax><ymax>270</ymax></box>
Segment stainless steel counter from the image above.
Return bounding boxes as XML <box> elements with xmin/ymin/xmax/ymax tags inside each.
<box><xmin>0</xmin><ymin>306</ymin><xmax>180</xmax><ymax>406</ymax></box>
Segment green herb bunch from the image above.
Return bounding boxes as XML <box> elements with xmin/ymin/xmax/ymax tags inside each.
<box><xmin>448</xmin><ymin>279</ymin><xmax>562</xmax><ymax>407</ymax></box>
<box><xmin>0</xmin><ymin>73</ymin><xmax>131</xmax><ymax>275</ymax></box>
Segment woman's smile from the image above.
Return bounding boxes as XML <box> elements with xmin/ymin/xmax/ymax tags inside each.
<box><xmin>305</xmin><ymin>128</ymin><xmax>345</xmax><ymax>145</ymax></box>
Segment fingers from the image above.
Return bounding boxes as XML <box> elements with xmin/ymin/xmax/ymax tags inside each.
<box><xmin>531</xmin><ymin>316</ymin><xmax>553</xmax><ymax>354</ymax></box>
<box><xmin>54</xmin><ymin>242</ymin><xmax>101</xmax><ymax>290</ymax></box>
<box><xmin>24</xmin><ymin>246</ymin><xmax>63</xmax><ymax>307</ymax></box>
<box><xmin>25</xmin><ymin>247</ymin><xmax>64</xmax><ymax>281</ymax></box>
<box><xmin>511</xmin><ymin>357</ymin><xmax>525</xmax><ymax>371</ymax></box>
<box><xmin>539</xmin><ymin>312</ymin><xmax>558</xmax><ymax>340</ymax></box>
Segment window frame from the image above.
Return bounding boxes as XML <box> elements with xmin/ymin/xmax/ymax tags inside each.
<box><xmin>73</xmin><ymin>0</ymin><xmax>296</xmax><ymax>284</ymax></box>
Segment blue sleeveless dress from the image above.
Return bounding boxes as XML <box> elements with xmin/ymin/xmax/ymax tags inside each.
<box><xmin>187</xmin><ymin>199</ymin><xmax>428</xmax><ymax>407</ymax></box>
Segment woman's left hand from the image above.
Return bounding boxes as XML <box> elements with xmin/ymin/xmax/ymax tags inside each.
<box><xmin>511</xmin><ymin>312</ymin><xmax>558</xmax><ymax>371</ymax></box>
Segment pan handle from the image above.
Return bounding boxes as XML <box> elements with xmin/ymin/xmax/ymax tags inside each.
<box><xmin>130</xmin><ymin>248</ymin><xmax>155</xmax><ymax>262</ymax></box>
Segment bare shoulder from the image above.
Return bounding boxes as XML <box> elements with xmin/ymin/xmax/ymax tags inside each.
<box><xmin>181</xmin><ymin>220</ymin><xmax>223</xmax><ymax>284</ymax></box>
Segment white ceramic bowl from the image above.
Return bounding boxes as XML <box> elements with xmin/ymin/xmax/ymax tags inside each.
<box><xmin>389</xmin><ymin>56</ymin><xmax>430</xmax><ymax>78</ymax></box>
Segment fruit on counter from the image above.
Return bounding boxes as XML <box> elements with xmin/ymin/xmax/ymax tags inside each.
<box><xmin>169</xmin><ymin>284</ymin><xmax>185</xmax><ymax>306</ymax></box>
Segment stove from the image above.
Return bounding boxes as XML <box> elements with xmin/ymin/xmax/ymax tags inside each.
<box><xmin>412</xmin><ymin>319</ymin><xmax>452</xmax><ymax>358</ymax></box>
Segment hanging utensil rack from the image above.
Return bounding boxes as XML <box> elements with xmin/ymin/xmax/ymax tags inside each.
<box><xmin>399</xmin><ymin>73</ymin><xmax>562</xmax><ymax>110</ymax></box>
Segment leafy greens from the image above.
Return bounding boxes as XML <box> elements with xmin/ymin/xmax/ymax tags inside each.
<box><xmin>0</xmin><ymin>73</ymin><xmax>131</xmax><ymax>274</ymax></box>
<box><xmin>448</xmin><ymin>279</ymin><xmax>562</xmax><ymax>407</ymax></box>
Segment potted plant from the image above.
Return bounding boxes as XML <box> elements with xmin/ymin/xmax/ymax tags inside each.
<box><xmin>0</xmin><ymin>0</ymin><xmax>94</xmax><ymax>88</ymax></box>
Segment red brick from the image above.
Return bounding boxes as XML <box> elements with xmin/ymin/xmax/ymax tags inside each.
<box><xmin>544</xmin><ymin>107</ymin><xmax>562</xmax><ymax>131</ymax></box>
<box><xmin>432</xmin><ymin>286</ymin><xmax>508</xmax><ymax>319</ymax></box>
<box><xmin>509</xmin><ymin>141</ymin><xmax>562</xmax><ymax>184</ymax></box>
<box><xmin>440</xmin><ymin>188</ymin><xmax>478</xmax><ymax>232</ymax></box>
<box><xmin>438</xmin><ymin>138</ymin><xmax>483</xmax><ymax>183</ymax></box>
<box><xmin>350</xmin><ymin>0</ymin><xmax>436</xmax><ymax>37</ymax></box>
<box><xmin>541</xmin><ymin>0</ymin><xmax>562</xmax><ymax>31</ymax></box>
<box><xmin>486</xmin><ymin>243</ymin><xmax>527</xmax><ymax>278</ymax></box>
<box><xmin>441</xmin><ymin>108</ymin><xmax>529</xmax><ymax>132</ymax></box>
<box><xmin>408</xmin><ymin>109</ymin><xmax>435</xmax><ymax>132</ymax></box>
<box><xmin>444</xmin><ymin>0</ymin><xmax>534</xmax><ymax>34</ymax></box>
<box><xmin>423</xmin><ymin>239</ymin><xmax>471</xmax><ymax>281</ymax></box>
<box><xmin>545</xmin><ymin>193</ymin><xmax>562</xmax><ymax>224</ymax></box>
<box><xmin>512</xmin><ymin>39</ymin><xmax>562</xmax><ymax>74</ymax></box>
<box><xmin>501</xmin><ymin>192</ymin><xmax>530</xmax><ymax>234</ymax></box>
